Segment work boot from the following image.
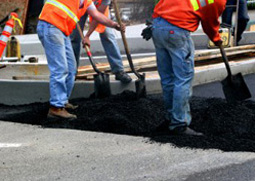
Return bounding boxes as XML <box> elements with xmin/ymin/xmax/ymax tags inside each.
<box><xmin>115</xmin><ymin>71</ymin><xmax>132</xmax><ymax>84</ymax></box>
<box><xmin>65</xmin><ymin>103</ymin><xmax>78</xmax><ymax>110</ymax></box>
<box><xmin>170</xmin><ymin>126</ymin><xmax>204</xmax><ymax>136</ymax></box>
<box><xmin>153</xmin><ymin>121</ymin><xmax>203</xmax><ymax>136</ymax></box>
<box><xmin>47</xmin><ymin>106</ymin><xmax>77</xmax><ymax>120</ymax></box>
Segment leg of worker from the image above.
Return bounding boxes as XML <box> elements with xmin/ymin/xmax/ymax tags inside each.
<box><xmin>99</xmin><ymin>27</ymin><xmax>124</xmax><ymax>74</ymax></box>
<box><xmin>168</xmin><ymin>35</ymin><xmax>194</xmax><ymax>130</ymax></box>
<box><xmin>221</xmin><ymin>0</ymin><xmax>235</xmax><ymax>26</ymax></box>
<box><xmin>236</xmin><ymin>0</ymin><xmax>250</xmax><ymax>43</ymax></box>
<box><xmin>153</xmin><ymin>17</ymin><xmax>194</xmax><ymax>130</ymax></box>
<box><xmin>65</xmin><ymin>37</ymin><xmax>77</xmax><ymax>100</ymax></box>
<box><xmin>100</xmin><ymin>27</ymin><xmax>131</xmax><ymax>83</ymax></box>
<box><xmin>153</xmin><ymin>45</ymin><xmax>174</xmax><ymax>124</ymax></box>
<box><xmin>70</xmin><ymin>14</ymin><xmax>88</xmax><ymax>67</ymax></box>
<box><xmin>37</xmin><ymin>21</ymin><xmax>68</xmax><ymax>108</ymax></box>
<box><xmin>152</xmin><ymin>17</ymin><xmax>177</xmax><ymax>127</ymax></box>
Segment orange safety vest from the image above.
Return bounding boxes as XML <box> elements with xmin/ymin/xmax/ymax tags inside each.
<box><xmin>153</xmin><ymin>0</ymin><xmax>226</xmax><ymax>42</ymax></box>
<box><xmin>39</xmin><ymin>0</ymin><xmax>92</xmax><ymax>36</ymax></box>
<box><xmin>90</xmin><ymin>0</ymin><xmax>110</xmax><ymax>33</ymax></box>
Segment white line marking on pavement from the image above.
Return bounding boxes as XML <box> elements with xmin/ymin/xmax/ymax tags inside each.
<box><xmin>0</xmin><ymin>143</ymin><xmax>22</xmax><ymax>148</ymax></box>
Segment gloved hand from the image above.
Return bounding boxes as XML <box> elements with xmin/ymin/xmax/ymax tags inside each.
<box><xmin>141</xmin><ymin>20</ymin><xmax>153</xmax><ymax>41</ymax></box>
<box><xmin>214</xmin><ymin>39</ymin><xmax>223</xmax><ymax>47</ymax></box>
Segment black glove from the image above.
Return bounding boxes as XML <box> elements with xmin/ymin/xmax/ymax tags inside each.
<box><xmin>141</xmin><ymin>20</ymin><xmax>153</xmax><ymax>41</ymax></box>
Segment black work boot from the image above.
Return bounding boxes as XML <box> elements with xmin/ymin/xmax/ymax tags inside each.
<box><xmin>115</xmin><ymin>71</ymin><xmax>132</xmax><ymax>84</ymax></box>
<box><xmin>171</xmin><ymin>126</ymin><xmax>204</xmax><ymax>136</ymax></box>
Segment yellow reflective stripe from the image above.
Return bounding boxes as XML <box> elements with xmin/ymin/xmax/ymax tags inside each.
<box><xmin>46</xmin><ymin>0</ymin><xmax>79</xmax><ymax>23</ymax></box>
<box><xmin>190</xmin><ymin>0</ymin><xmax>199</xmax><ymax>11</ymax></box>
<box><xmin>208</xmin><ymin>0</ymin><xmax>214</xmax><ymax>4</ymax></box>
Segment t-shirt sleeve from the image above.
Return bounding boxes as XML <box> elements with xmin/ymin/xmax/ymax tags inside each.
<box><xmin>87</xmin><ymin>1</ymin><xmax>96</xmax><ymax>10</ymax></box>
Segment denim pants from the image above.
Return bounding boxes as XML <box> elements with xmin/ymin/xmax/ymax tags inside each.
<box><xmin>152</xmin><ymin>17</ymin><xmax>195</xmax><ymax>130</ymax></box>
<box><xmin>70</xmin><ymin>14</ymin><xmax>124</xmax><ymax>73</ymax></box>
<box><xmin>222</xmin><ymin>0</ymin><xmax>250</xmax><ymax>43</ymax></box>
<box><xmin>37</xmin><ymin>20</ymin><xmax>77</xmax><ymax>108</ymax></box>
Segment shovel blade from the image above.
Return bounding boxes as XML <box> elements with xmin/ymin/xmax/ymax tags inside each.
<box><xmin>221</xmin><ymin>73</ymin><xmax>251</xmax><ymax>103</ymax></box>
<box><xmin>135</xmin><ymin>73</ymin><xmax>146</xmax><ymax>99</ymax></box>
<box><xmin>94</xmin><ymin>73</ymin><xmax>111</xmax><ymax>98</ymax></box>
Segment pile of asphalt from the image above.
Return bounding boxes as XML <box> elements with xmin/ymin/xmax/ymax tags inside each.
<box><xmin>0</xmin><ymin>91</ymin><xmax>254</xmax><ymax>152</ymax></box>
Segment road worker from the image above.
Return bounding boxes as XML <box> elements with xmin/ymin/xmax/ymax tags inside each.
<box><xmin>71</xmin><ymin>0</ymin><xmax>132</xmax><ymax>84</ymax></box>
<box><xmin>37</xmin><ymin>0</ymin><xmax>124</xmax><ymax>119</ymax></box>
<box><xmin>150</xmin><ymin>0</ymin><xmax>226</xmax><ymax>135</ymax></box>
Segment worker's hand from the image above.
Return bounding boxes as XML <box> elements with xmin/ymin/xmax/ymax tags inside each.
<box><xmin>214</xmin><ymin>39</ymin><xmax>223</xmax><ymax>47</ymax></box>
<box><xmin>113</xmin><ymin>22</ymin><xmax>125</xmax><ymax>32</ymax></box>
<box><xmin>141</xmin><ymin>20</ymin><xmax>153</xmax><ymax>41</ymax></box>
<box><xmin>82</xmin><ymin>35</ymin><xmax>91</xmax><ymax>48</ymax></box>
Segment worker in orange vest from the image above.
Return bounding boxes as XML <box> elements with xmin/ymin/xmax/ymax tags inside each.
<box><xmin>71</xmin><ymin>0</ymin><xmax>132</xmax><ymax>84</ymax></box>
<box><xmin>37</xmin><ymin>0</ymin><xmax>125</xmax><ymax>119</ymax></box>
<box><xmin>148</xmin><ymin>0</ymin><xmax>226</xmax><ymax>135</ymax></box>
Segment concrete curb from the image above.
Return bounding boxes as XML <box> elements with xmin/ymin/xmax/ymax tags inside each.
<box><xmin>6</xmin><ymin>31</ymin><xmax>255</xmax><ymax>56</ymax></box>
<box><xmin>1</xmin><ymin>58</ymin><xmax>255</xmax><ymax>105</ymax></box>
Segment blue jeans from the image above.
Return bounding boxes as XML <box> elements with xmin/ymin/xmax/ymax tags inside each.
<box><xmin>37</xmin><ymin>20</ymin><xmax>77</xmax><ymax>108</ymax></box>
<box><xmin>70</xmin><ymin>14</ymin><xmax>124</xmax><ymax>73</ymax></box>
<box><xmin>152</xmin><ymin>17</ymin><xmax>195</xmax><ymax>130</ymax></box>
<box><xmin>222</xmin><ymin>0</ymin><xmax>250</xmax><ymax>43</ymax></box>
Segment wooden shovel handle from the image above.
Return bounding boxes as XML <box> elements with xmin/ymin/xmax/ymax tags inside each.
<box><xmin>76</xmin><ymin>23</ymin><xmax>101</xmax><ymax>74</ymax></box>
<box><xmin>112</xmin><ymin>0</ymin><xmax>141</xmax><ymax>78</ymax></box>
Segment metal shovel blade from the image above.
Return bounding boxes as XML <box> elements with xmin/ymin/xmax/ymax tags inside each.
<box><xmin>94</xmin><ymin>73</ymin><xmax>111</xmax><ymax>99</ymax></box>
<box><xmin>221</xmin><ymin>73</ymin><xmax>251</xmax><ymax>102</ymax></box>
<box><xmin>135</xmin><ymin>73</ymin><xmax>146</xmax><ymax>98</ymax></box>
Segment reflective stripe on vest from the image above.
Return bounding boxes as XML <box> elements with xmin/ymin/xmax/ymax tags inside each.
<box><xmin>190</xmin><ymin>0</ymin><xmax>214</xmax><ymax>11</ymax></box>
<box><xmin>208</xmin><ymin>0</ymin><xmax>214</xmax><ymax>4</ymax></box>
<box><xmin>199</xmin><ymin>0</ymin><xmax>206</xmax><ymax>7</ymax></box>
<box><xmin>45</xmin><ymin>0</ymin><xmax>79</xmax><ymax>23</ymax></box>
<box><xmin>190</xmin><ymin>0</ymin><xmax>199</xmax><ymax>11</ymax></box>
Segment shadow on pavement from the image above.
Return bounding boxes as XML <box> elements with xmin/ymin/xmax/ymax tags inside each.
<box><xmin>0</xmin><ymin>91</ymin><xmax>255</xmax><ymax>152</ymax></box>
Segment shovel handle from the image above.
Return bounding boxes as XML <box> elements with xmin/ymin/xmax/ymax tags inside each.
<box><xmin>76</xmin><ymin>23</ymin><xmax>101</xmax><ymax>74</ymax></box>
<box><xmin>219</xmin><ymin>44</ymin><xmax>232</xmax><ymax>78</ymax></box>
<box><xmin>112</xmin><ymin>0</ymin><xmax>141</xmax><ymax>79</ymax></box>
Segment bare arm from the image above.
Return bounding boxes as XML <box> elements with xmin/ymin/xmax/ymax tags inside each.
<box><xmin>86</xmin><ymin>4</ymin><xmax>108</xmax><ymax>37</ymax></box>
<box><xmin>87</xmin><ymin>7</ymin><xmax>120</xmax><ymax>31</ymax></box>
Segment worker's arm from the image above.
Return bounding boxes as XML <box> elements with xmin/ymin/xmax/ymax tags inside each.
<box><xmin>87</xmin><ymin>7</ymin><xmax>123</xmax><ymax>31</ymax></box>
<box><xmin>83</xmin><ymin>4</ymin><xmax>109</xmax><ymax>47</ymax></box>
<box><xmin>86</xmin><ymin>4</ymin><xmax>108</xmax><ymax>38</ymax></box>
<box><xmin>200</xmin><ymin>1</ymin><xmax>226</xmax><ymax>46</ymax></box>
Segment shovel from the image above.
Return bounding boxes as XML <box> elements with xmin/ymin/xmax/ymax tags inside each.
<box><xmin>112</xmin><ymin>0</ymin><xmax>146</xmax><ymax>99</ymax></box>
<box><xmin>219</xmin><ymin>44</ymin><xmax>251</xmax><ymax>102</ymax></box>
<box><xmin>77</xmin><ymin>24</ymin><xmax>111</xmax><ymax>98</ymax></box>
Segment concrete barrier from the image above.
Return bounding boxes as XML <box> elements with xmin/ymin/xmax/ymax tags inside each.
<box><xmin>1</xmin><ymin>58</ymin><xmax>255</xmax><ymax>105</ymax></box>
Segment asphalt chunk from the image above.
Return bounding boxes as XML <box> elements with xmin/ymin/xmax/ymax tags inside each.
<box><xmin>0</xmin><ymin>91</ymin><xmax>254</xmax><ymax>152</ymax></box>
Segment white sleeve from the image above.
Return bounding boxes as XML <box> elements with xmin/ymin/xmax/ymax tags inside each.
<box><xmin>87</xmin><ymin>3</ymin><xmax>96</xmax><ymax>10</ymax></box>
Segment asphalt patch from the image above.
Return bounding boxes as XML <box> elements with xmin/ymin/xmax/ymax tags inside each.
<box><xmin>0</xmin><ymin>91</ymin><xmax>254</xmax><ymax>152</ymax></box>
